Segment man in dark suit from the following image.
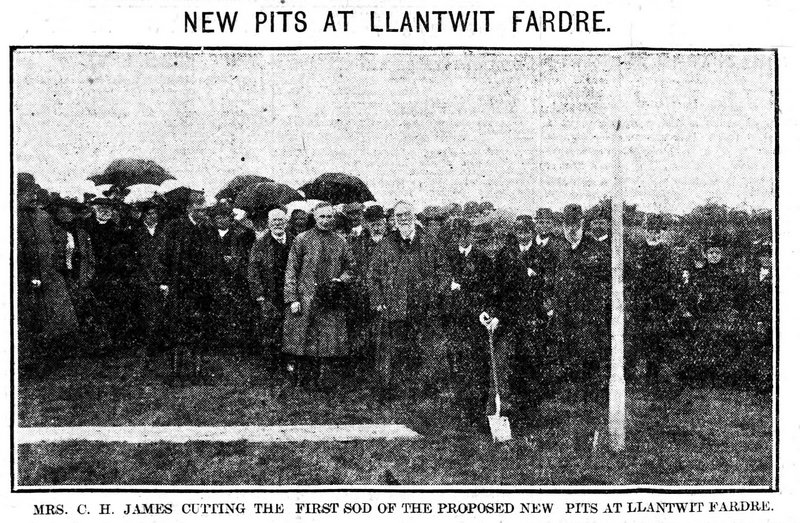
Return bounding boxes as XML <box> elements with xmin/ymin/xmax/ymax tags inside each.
<box><xmin>482</xmin><ymin>215</ymin><xmax>553</xmax><ymax>421</ymax></box>
<box><xmin>248</xmin><ymin>207</ymin><xmax>293</xmax><ymax>367</ymax></box>
<box><xmin>552</xmin><ymin>204</ymin><xmax>608</xmax><ymax>405</ymax></box>
<box><xmin>629</xmin><ymin>213</ymin><xmax>679</xmax><ymax>385</ymax></box>
<box><xmin>159</xmin><ymin>191</ymin><xmax>221</xmax><ymax>383</ymax></box>
<box><xmin>347</xmin><ymin>204</ymin><xmax>387</xmax><ymax>375</ymax></box>
<box><xmin>208</xmin><ymin>203</ymin><xmax>255</xmax><ymax>359</ymax></box>
<box><xmin>444</xmin><ymin>218</ymin><xmax>493</xmax><ymax>425</ymax></box>
<box><xmin>131</xmin><ymin>200</ymin><xmax>167</xmax><ymax>369</ymax></box>
<box><xmin>83</xmin><ymin>197</ymin><xmax>136</xmax><ymax>353</ymax></box>
<box><xmin>367</xmin><ymin>201</ymin><xmax>450</xmax><ymax>398</ymax></box>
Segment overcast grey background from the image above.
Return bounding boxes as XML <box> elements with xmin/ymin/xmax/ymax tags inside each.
<box><xmin>13</xmin><ymin>50</ymin><xmax>775</xmax><ymax>214</ymax></box>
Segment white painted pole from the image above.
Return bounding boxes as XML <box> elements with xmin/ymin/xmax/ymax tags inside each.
<box><xmin>609</xmin><ymin>119</ymin><xmax>626</xmax><ymax>452</ymax></box>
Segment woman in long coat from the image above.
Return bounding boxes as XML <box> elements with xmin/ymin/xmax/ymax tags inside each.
<box><xmin>17</xmin><ymin>176</ymin><xmax>78</xmax><ymax>373</ymax></box>
<box><xmin>283</xmin><ymin>204</ymin><xmax>355</xmax><ymax>360</ymax></box>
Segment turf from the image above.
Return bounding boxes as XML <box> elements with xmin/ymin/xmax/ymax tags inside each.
<box><xmin>16</xmin><ymin>354</ymin><xmax>773</xmax><ymax>486</ymax></box>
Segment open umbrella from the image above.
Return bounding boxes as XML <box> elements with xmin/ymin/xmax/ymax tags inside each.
<box><xmin>88</xmin><ymin>159</ymin><xmax>175</xmax><ymax>189</ymax></box>
<box><xmin>234</xmin><ymin>182</ymin><xmax>304</xmax><ymax>213</ymax></box>
<box><xmin>163</xmin><ymin>186</ymin><xmax>202</xmax><ymax>209</ymax></box>
<box><xmin>298</xmin><ymin>172</ymin><xmax>375</xmax><ymax>205</ymax></box>
<box><xmin>215</xmin><ymin>174</ymin><xmax>274</xmax><ymax>201</ymax></box>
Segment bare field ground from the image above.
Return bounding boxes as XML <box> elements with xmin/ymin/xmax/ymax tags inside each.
<box><xmin>16</xmin><ymin>354</ymin><xmax>772</xmax><ymax>486</ymax></box>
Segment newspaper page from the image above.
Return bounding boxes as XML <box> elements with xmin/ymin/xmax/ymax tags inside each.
<box><xmin>1</xmin><ymin>0</ymin><xmax>797</xmax><ymax>521</ymax></box>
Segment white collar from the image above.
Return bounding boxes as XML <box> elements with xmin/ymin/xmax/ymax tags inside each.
<box><xmin>646</xmin><ymin>239</ymin><xmax>662</xmax><ymax>247</ymax></box>
<box><xmin>271</xmin><ymin>231</ymin><xmax>287</xmax><ymax>244</ymax></box>
<box><xmin>595</xmin><ymin>234</ymin><xmax>609</xmax><ymax>242</ymax></box>
<box><xmin>217</xmin><ymin>228</ymin><xmax>229</xmax><ymax>238</ymax></box>
<box><xmin>399</xmin><ymin>229</ymin><xmax>416</xmax><ymax>242</ymax></box>
<box><xmin>96</xmin><ymin>218</ymin><xmax>110</xmax><ymax>225</ymax></box>
<box><xmin>146</xmin><ymin>223</ymin><xmax>157</xmax><ymax>235</ymax></box>
<box><xmin>536</xmin><ymin>235</ymin><xmax>550</xmax><ymax>247</ymax></box>
<box><xmin>519</xmin><ymin>241</ymin><xmax>533</xmax><ymax>253</ymax></box>
<box><xmin>254</xmin><ymin>229</ymin><xmax>268</xmax><ymax>240</ymax></box>
<box><xmin>351</xmin><ymin>224</ymin><xmax>363</xmax><ymax>236</ymax></box>
<box><xmin>759</xmin><ymin>267</ymin><xmax>770</xmax><ymax>281</ymax></box>
<box><xmin>370</xmin><ymin>234</ymin><xmax>384</xmax><ymax>243</ymax></box>
<box><xmin>459</xmin><ymin>245</ymin><xmax>473</xmax><ymax>256</ymax></box>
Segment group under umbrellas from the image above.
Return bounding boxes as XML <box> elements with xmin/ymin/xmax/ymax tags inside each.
<box><xmin>87</xmin><ymin>161</ymin><xmax>377</xmax><ymax>223</ymax></box>
<box><xmin>88</xmin><ymin>158</ymin><xmax>175</xmax><ymax>193</ymax></box>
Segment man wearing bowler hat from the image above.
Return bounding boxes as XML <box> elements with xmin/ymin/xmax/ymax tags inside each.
<box><xmin>445</xmin><ymin>217</ymin><xmax>492</xmax><ymax>425</ymax></box>
<box><xmin>481</xmin><ymin>214</ymin><xmax>554</xmax><ymax>421</ymax></box>
<box><xmin>348</xmin><ymin>204</ymin><xmax>388</xmax><ymax>374</ymax></box>
<box><xmin>208</xmin><ymin>202</ymin><xmax>255</xmax><ymax>359</ymax></box>
<box><xmin>552</xmin><ymin>204</ymin><xmax>608</xmax><ymax>403</ymax></box>
<box><xmin>629</xmin><ymin>213</ymin><xmax>679</xmax><ymax>385</ymax></box>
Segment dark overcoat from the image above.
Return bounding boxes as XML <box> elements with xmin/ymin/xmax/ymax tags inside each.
<box><xmin>17</xmin><ymin>207</ymin><xmax>78</xmax><ymax>341</ymax></box>
<box><xmin>248</xmin><ymin>232</ymin><xmax>294</xmax><ymax>313</ymax></box>
<box><xmin>366</xmin><ymin>229</ymin><xmax>449</xmax><ymax>322</ymax></box>
<box><xmin>159</xmin><ymin>216</ymin><xmax>223</xmax><ymax>348</ymax></box>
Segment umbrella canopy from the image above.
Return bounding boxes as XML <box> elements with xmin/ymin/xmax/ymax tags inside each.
<box><xmin>88</xmin><ymin>158</ymin><xmax>175</xmax><ymax>189</ymax></box>
<box><xmin>163</xmin><ymin>186</ymin><xmax>202</xmax><ymax>209</ymax></box>
<box><xmin>298</xmin><ymin>172</ymin><xmax>375</xmax><ymax>205</ymax></box>
<box><xmin>215</xmin><ymin>174</ymin><xmax>274</xmax><ymax>201</ymax></box>
<box><xmin>234</xmin><ymin>182</ymin><xmax>304</xmax><ymax>213</ymax></box>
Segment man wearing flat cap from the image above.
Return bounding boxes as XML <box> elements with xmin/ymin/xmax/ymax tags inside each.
<box><xmin>159</xmin><ymin>191</ymin><xmax>221</xmax><ymax>383</ymax></box>
<box><xmin>421</xmin><ymin>205</ymin><xmax>450</xmax><ymax>247</ymax></box>
<box><xmin>17</xmin><ymin>173</ymin><xmax>78</xmax><ymax>375</ymax></box>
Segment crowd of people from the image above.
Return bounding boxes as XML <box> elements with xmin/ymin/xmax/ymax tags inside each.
<box><xmin>17</xmin><ymin>170</ymin><xmax>773</xmax><ymax>430</ymax></box>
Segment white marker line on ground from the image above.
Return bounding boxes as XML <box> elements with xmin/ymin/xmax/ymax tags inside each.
<box><xmin>17</xmin><ymin>425</ymin><xmax>422</xmax><ymax>444</ymax></box>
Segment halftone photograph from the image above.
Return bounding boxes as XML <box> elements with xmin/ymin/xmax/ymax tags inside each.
<box><xmin>12</xmin><ymin>48</ymin><xmax>775</xmax><ymax>488</ymax></box>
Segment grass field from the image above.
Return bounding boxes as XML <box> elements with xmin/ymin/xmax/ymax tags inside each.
<box><xmin>16</xmin><ymin>354</ymin><xmax>773</xmax><ymax>486</ymax></box>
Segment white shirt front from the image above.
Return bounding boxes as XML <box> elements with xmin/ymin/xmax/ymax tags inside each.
<box><xmin>459</xmin><ymin>245</ymin><xmax>473</xmax><ymax>257</ymax></box>
<box><xmin>146</xmin><ymin>224</ymin><xmax>157</xmax><ymax>236</ymax></box>
<box><xmin>519</xmin><ymin>241</ymin><xmax>532</xmax><ymax>253</ymax></box>
<box><xmin>536</xmin><ymin>235</ymin><xmax>550</xmax><ymax>247</ymax></box>
<box><xmin>272</xmin><ymin>232</ymin><xmax>287</xmax><ymax>245</ymax></box>
<box><xmin>65</xmin><ymin>232</ymin><xmax>75</xmax><ymax>270</ymax></box>
<box><xmin>254</xmin><ymin>229</ymin><xmax>268</xmax><ymax>241</ymax></box>
<box><xmin>218</xmin><ymin>228</ymin><xmax>229</xmax><ymax>238</ymax></box>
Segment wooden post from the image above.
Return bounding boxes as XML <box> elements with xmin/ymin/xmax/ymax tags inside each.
<box><xmin>609</xmin><ymin>119</ymin><xmax>626</xmax><ymax>452</ymax></box>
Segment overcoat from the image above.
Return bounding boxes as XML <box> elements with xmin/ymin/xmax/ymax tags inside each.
<box><xmin>283</xmin><ymin>228</ymin><xmax>355</xmax><ymax>357</ymax></box>
<box><xmin>17</xmin><ymin>206</ymin><xmax>78</xmax><ymax>341</ymax></box>
<box><xmin>159</xmin><ymin>216</ymin><xmax>223</xmax><ymax>348</ymax></box>
<box><xmin>248</xmin><ymin>232</ymin><xmax>294</xmax><ymax>313</ymax></box>
<box><xmin>366</xmin><ymin>229</ymin><xmax>449</xmax><ymax>322</ymax></box>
